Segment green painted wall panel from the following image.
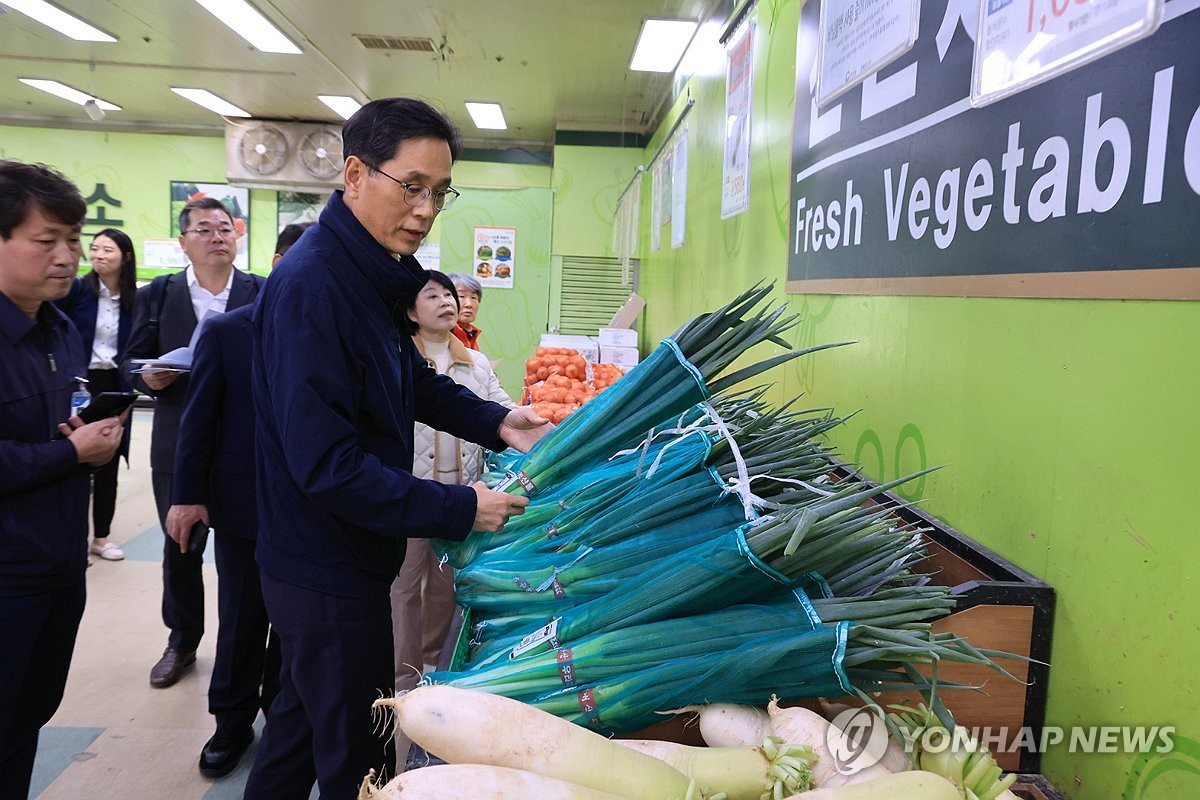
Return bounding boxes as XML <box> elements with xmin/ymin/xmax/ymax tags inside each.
<box><xmin>634</xmin><ymin>1</ymin><xmax>1200</xmax><ymax>797</ymax></box>
<box><xmin>0</xmin><ymin>126</ymin><xmax>277</xmax><ymax>275</ymax></box>
<box><xmin>437</xmin><ymin>187</ymin><xmax>553</xmax><ymax>397</ymax></box>
<box><xmin>551</xmin><ymin>145</ymin><xmax>643</xmax><ymax>257</ymax></box>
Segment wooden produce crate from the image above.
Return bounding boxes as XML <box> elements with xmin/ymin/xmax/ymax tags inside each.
<box><xmin>829</xmin><ymin>464</ymin><xmax>1056</xmax><ymax>773</ymax></box>
<box><xmin>1011</xmin><ymin>773</ymin><xmax>1068</xmax><ymax>799</ymax></box>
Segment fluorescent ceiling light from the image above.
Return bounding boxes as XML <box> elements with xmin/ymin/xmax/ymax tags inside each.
<box><xmin>19</xmin><ymin>79</ymin><xmax>121</xmax><ymax>111</ymax></box>
<box><xmin>630</xmin><ymin>19</ymin><xmax>698</xmax><ymax>72</ymax></box>
<box><xmin>171</xmin><ymin>87</ymin><xmax>251</xmax><ymax>117</ymax></box>
<box><xmin>4</xmin><ymin>0</ymin><xmax>116</xmax><ymax>41</ymax></box>
<box><xmin>465</xmin><ymin>102</ymin><xmax>507</xmax><ymax>130</ymax></box>
<box><xmin>192</xmin><ymin>0</ymin><xmax>301</xmax><ymax>54</ymax></box>
<box><xmin>318</xmin><ymin>95</ymin><xmax>362</xmax><ymax>120</ymax></box>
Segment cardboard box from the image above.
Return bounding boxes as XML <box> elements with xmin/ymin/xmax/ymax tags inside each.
<box><xmin>599</xmin><ymin>345</ymin><xmax>640</xmax><ymax>367</ymax></box>
<box><xmin>599</xmin><ymin>327</ymin><xmax>638</xmax><ymax>348</ymax></box>
<box><xmin>608</xmin><ymin>293</ymin><xmax>646</xmax><ymax>329</ymax></box>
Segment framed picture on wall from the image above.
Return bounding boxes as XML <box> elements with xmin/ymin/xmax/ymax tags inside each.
<box><xmin>277</xmin><ymin>190</ymin><xmax>327</xmax><ymax>232</ymax></box>
<box><xmin>169</xmin><ymin>181</ymin><xmax>250</xmax><ymax>271</ymax></box>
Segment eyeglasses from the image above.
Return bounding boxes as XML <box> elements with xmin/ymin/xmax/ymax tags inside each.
<box><xmin>364</xmin><ymin>162</ymin><xmax>460</xmax><ymax>210</ymax></box>
<box><xmin>183</xmin><ymin>226</ymin><xmax>236</xmax><ymax>239</ymax></box>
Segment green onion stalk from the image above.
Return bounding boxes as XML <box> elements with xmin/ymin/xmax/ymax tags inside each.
<box><xmin>427</xmin><ymin>594</ymin><xmax>820</xmax><ymax>701</ymax></box>
<box><xmin>499</xmin><ymin>285</ymin><xmax>850</xmax><ymax>498</ymax></box>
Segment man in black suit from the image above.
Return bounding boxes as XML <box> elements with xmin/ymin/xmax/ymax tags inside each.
<box><xmin>164</xmin><ymin>223</ymin><xmax>309</xmax><ymax>778</ymax></box>
<box><xmin>122</xmin><ymin>197</ymin><xmax>264</xmax><ymax>689</ymax></box>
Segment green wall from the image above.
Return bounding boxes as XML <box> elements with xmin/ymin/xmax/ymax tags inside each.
<box><xmin>437</xmin><ymin>186</ymin><xmax>553</xmax><ymax>396</ymax></box>
<box><xmin>0</xmin><ymin>124</ymin><xmax>570</xmax><ymax>398</ymax></box>
<box><xmin>634</xmin><ymin>1</ymin><xmax>1199</xmax><ymax>798</ymax></box>
<box><xmin>0</xmin><ymin>126</ymin><xmax>277</xmax><ymax>276</ymax></box>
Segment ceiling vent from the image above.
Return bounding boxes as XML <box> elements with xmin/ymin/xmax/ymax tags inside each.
<box><xmin>225</xmin><ymin>120</ymin><xmax>344</xmax><ymax>191</ymax></box>
<box><xmin>352</xmin><ymin>34</ymin><xmax>436</xmax><ymax>52</ymax></box>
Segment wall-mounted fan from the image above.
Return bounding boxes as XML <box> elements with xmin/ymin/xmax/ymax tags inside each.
<box><xmin>238</xmin><ymin>124</ymin><xmax>289</xmax><ymax>176</ymax></box>
<box><xmin>298</xmin><ymin>128</ymin><xmax>344</xmax><ymax>181</ymax></box>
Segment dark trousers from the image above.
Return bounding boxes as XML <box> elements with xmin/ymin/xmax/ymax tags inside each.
<box><xmin>0</xmin><ymin>581</ymin><xmax>86</xmax><ymax>800</ymax></box>
<box><xmin>150</xmin><ymin>470</ymin><xmax>204</xmax><ymax>652</ymax></box>
<box><xmin>210</xmin><ymin>533</ymin><xmax>280</xmax><ymax>732</ymax></box>
<box><xmin>244</xmin><ymin>572</ymin><xmax>395</xmax><ymax>800</ymax></box>
<box><xmin>86</xmin><ymin>368</ymin><xmax>122</xmax><ymax>539</ymax></box>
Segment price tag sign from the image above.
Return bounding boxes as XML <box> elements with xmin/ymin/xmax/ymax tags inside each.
<box><xmin>971</xmin><ymin>0</ymin><xmax>1163</xmax><ymax>106</ymax></box>
<box><xmin>816</xmin><ymin>0</ymin><xmax>920</xmax><ymax>107</ymax></box>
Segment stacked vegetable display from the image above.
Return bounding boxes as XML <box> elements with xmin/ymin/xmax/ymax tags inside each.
<box><xmin>523</xmin><ymin>346</ymin><xmax>628</xmax><ymax>423</ymax></box>
<box><xmin>391</xmin><ymin>286</ymin><xmax>1026</xmax><ymax>797</ymax></box>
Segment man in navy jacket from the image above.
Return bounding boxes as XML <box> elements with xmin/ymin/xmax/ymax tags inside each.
<box><xmin>244</xmin><ymin>99</ymin><xmax>548</xmax><ymax>799</ymax></box>
<box><xmin>0</xmin><ymin>161</ymin><xmax>123</xmax><ymax>799</ymax></box>
<box><xmin>122</xmin><ymin>198</ymin><xmax>265</xmax><ymax>689</ymax></box>
<box><xmin>165</xmin><ymin>223</ymin><xmax>310</xmax><ymax>779</ymax></box>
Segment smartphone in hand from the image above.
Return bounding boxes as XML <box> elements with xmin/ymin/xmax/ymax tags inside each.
<box><xmin>78</xmin><ymin>392</ymin><xmax>137</xmax><ymax>424</ymax></box>
<box><xmin>187</xmin><ymin>521</ymin><xmax>210</xmax><ymax>555</ymax></box>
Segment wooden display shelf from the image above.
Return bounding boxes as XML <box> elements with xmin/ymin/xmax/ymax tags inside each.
<box><xmin>827</xmin><ymin>463</ymin><xmax>1056</xmax><ymax>773</ymax></box>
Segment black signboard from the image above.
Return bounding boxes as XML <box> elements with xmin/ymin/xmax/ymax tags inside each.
<box><xmin>788</xmin><ymin>0</ymin><xmax>1200</xmax><ymax>299</ymax></box>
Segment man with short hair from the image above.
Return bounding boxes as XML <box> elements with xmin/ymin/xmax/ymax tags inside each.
<box><xmin>244</xmin><ymin>98</ymin><xmax>549</xmax><ymax>799</ymax></box>
<box><xmin>0</xmin><ymin>160</ymin><xmax>123</xmax><ymax>799</ymax></box>
<box><xmin>122</xmin><ymin>197</ymin><xmax>265</xmax><ymax>689</ymax></box>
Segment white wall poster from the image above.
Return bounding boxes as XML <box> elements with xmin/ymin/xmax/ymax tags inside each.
<box><xmin>472</xmin><ymin>227</ymin><xmax>516</xmax><ymax>288</ymax></box>
<box><xmin>722</xmin><ymin>22</ymin><xmax>756</xmax><ymax>219</ymax></box>
<box><xmin>671</xmin><ymin>128</ymin><xmax>689</xmax><ymax>249</ymax></box>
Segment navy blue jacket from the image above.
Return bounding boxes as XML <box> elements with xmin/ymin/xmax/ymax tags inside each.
<box><xmin>252</xmin><ymin>191</ymin><xmax>510</xmax><ymax>598</ymax></box>
<box><xmin>122</xmin><ymin>269</ymin><xmax>264</xmax><ymax>474</ymax></box>
<box><xmin>55</xmin><ymin>275</ymin><xmax>134</xmax><ymax>459</ymax></box>
<box><xmin>171</xmin><ymin>306</ymin><xmax>258</xmax><ymax>540</ymax></box>
<box><xmin>0</xmin><ymin>294</ymin><xmax>90</xmax><ymax>594</ymax></box>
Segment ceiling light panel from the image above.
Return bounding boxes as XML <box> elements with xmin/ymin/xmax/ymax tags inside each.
<box><xmin>19</xmin><ymin>79</ymin><xmax>121</xmax><ymax>110</ymax></box>
<box><xmin>192</xmin><ymin>0</ymin><xmax>302</xmax><ymax>54</ymax></box>
<box><xmin>171</xmin><ymin>87</ymin><xmax>251</xmax><ymax>117</ymax></box>
<box><xmin>3</xmin><ymin>0</ymin><xmax>116</xmax><ymax>42</ymax></box>
<box><xmin>317</xmin><ymin>95</ymin><xmax>362</xmax><ymax>120</ymax></box>
<box><xmin>630</xmin><ymin>19</ymin><xmax>698</xmax><ymax>73</ymax></box>
<box><xmin>465</xmin><ymin>102</ymin><xmax>507</xmax><ymax>130</ymax></box>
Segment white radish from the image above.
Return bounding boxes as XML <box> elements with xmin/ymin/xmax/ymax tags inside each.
<box><xmin>819</xmin><ymin>700</ymin><xmax>910</xmax><ymax>772</ymax></box>
<box><xmin>615</xmin><ymin>736</ymin><xmax>816</xmax><ymax>800</ymax></box>
<box><xmin>359</xmin><ymin>764</ymin><xmax>631</xmax><ymax>800</ymax></box>
<box><xmin>373</xmin><ymin>686</ymin><xmax>690</xmax><ymax>800</ymax></box>
<box><xmin>768</xmin><ymin>697</ymin><xmax>893</xmax><ymax>788</ymax></box>
<box><xmin>675</xmin><ymin>703</ymin><xmax>772</xmax><ymax>747</ymax></box>
<box><xmin>780</xmin><ymin>769</ymin><xmax>965</xmax><ymax>799</ymax></box>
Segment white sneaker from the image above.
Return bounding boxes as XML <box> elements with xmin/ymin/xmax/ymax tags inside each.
<box><xmin>90</xmin><ymin>541</ymin><xmax>125</xmax><ymax>561</ymax></box>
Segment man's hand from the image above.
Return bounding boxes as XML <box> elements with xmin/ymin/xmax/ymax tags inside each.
<box><xmin>498</xmin><ymin>407</ymin><xmax>551</xmax><ymax>454</ymax></box>
<box><xmin>141</xmin><ymin>368</ymin><xmax>181</xmax><ymax>392</ymax></box>
<box><xmin>470</xmin><ymin>482</ymin><xmax>530</xmax><ymax>532</ymax></box>
<box><xmin>166</xmin><ymin>504</ymin><xmax>209</xmax><ymax>554</ymax></box>
<box><xmin>60</xmin><ymin>417</ymin><xmax>123</xmax><ymax>467</ymax></box>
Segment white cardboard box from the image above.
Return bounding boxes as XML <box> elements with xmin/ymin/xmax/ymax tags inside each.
<box><xmin>599</xmin><ymin>345</ymin><xmax>640</xmax><ymax>367</ymax></box>
<box><xmin>598</xmin><ymin>327</ymin><xmax>638</xmax><ymax>348</ymax></box>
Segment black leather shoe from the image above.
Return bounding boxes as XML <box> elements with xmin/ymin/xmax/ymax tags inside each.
<box><xmin>199</xmin><ymin>726</ymin><xmax>254</xmax><ymax>778</ymax></box>
<box><xmin>149</xmin><ymin>647</ymin><xmax>196</xmax><ymax>688</ymax></box>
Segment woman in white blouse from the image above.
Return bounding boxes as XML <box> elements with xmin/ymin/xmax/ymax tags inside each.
<box><xmin>56</xmin><ymin>228</ymin><xmax>138</xmax><ymax>562</ymax></box>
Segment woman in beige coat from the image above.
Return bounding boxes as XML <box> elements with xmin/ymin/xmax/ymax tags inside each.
<box><xmin>391</xmin><ymin>270</ymin><xmax>514</xmax><ymax>765</ymax></box>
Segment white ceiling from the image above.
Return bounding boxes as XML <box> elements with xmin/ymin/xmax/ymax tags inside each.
<box><xmin>0</xmin><ymin>0</ymin><xmax>727</xmax><ymax>149</ymax></box>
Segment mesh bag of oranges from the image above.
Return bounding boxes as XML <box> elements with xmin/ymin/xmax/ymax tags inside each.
<box><xmin>523</xmin><ymin>347</ymin><xmax>626</xmax><ymax>424</ymax></box>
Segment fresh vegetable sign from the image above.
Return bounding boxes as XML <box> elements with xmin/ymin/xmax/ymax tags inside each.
<box><xmin>787</xmin><ymin>0</ymin><xmax>1200</xmax><ymax>299</ymax></box>
<box><xmin>472</xmin><ymin>226</ymin><xmax>516</xmax><ymax>289</ymax></box>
